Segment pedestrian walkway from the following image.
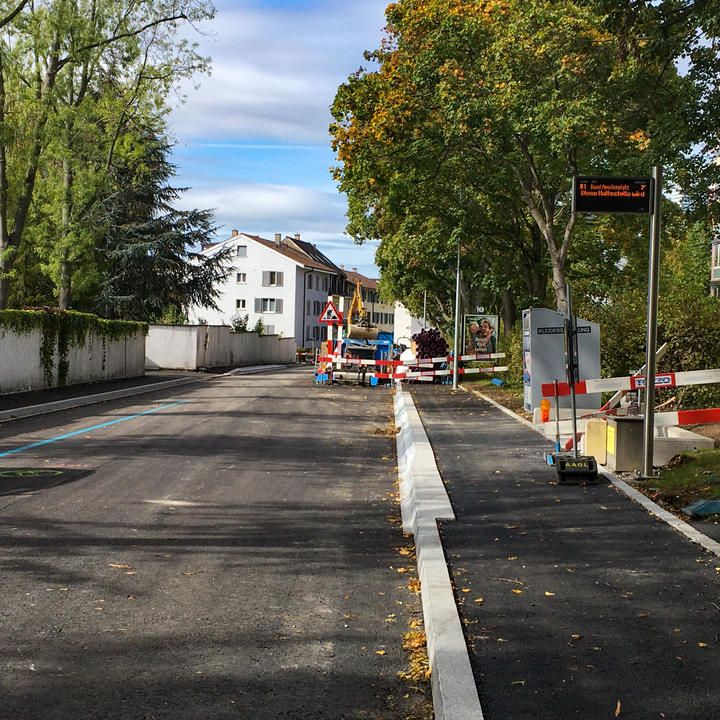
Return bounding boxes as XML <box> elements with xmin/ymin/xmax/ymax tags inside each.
<box><xmin>412</xmin><ymin>385</ymin><xmax>720</xmax><ymax>720</ymax></box>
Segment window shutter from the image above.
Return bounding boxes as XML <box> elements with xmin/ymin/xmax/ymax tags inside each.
<box><xmin>277</xmin><ymin>272</ymin><xmax>284</xmax><ymax>287</ymax></box>
<box><xmin>306</xmin><ymin>301</ymin><xmax>311</xmax><ymax>315</ymax></box>
<box><xmin>262</xmin><ymin>271</ymin><xmax>270</xmax><ymax>287</ymax></box>
<box><xmin>276</xmin><ymin>299</ymin><xmax>283</xmax><ymax>314</ymax></box>
<box><xmin>254</xmin><ymin>298</ymin><xmax>262</xmax><ymax>313</ymax></box>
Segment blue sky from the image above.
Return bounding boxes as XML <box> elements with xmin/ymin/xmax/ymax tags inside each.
<box><xmin>170</xmin><ymin>0</ymin><xmax>388</xmax><ymax>277</ymax></box>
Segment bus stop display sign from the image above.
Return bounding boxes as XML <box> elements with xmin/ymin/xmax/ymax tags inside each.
<box><xmin>572</xmin><ymin>176</ymin><xmax>652</xmax><ymax>214</ymax></box>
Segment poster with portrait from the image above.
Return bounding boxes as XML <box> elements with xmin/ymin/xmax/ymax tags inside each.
<box><xmin>463</xmin><ymin>314</ymin><xmax>499</xmax><ymax>355</ymax></box>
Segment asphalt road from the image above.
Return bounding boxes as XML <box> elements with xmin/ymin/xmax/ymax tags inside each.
<box><xmin>412</xmin><ymin>385</ymin><xmax>720</xmax><ymax>720</ymax></box>
<box><xmin>0</xmin><ymin>368</ymin><xmax>422</xmax><ymax>720</ymax></box>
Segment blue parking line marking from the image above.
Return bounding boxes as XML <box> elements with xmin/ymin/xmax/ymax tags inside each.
<box><xmin>0</xmin><ymin>400</ymin><xmax>187</xmax><ymax>459</ymax></box>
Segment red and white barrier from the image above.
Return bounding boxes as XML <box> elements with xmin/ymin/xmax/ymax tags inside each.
<box><xmin>539</xmin><ymin>407</ymin><xmax>720</xmax><ymax>436</ymax></box>
<box><xmin>542</xmin><ymin>368</ymin><xmax>720</xmax><ymax>398</ymax></box>
<box><xmin>370</xmin><ymin>366</ymin><xmax>509</xmax><ymax>381</ymax></box>
<box><xmin>319</xmin><ymin>351</ymin><xmax>505</xmax><ymax>368</ymax></box>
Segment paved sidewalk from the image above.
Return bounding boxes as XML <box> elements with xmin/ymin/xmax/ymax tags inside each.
<box><xmin>412</xmin><ymin>385</ymin><xmax>720</xmax><ymax>720</ymax></box>
<box><xmin>0</xmin><ymin>371</ymin><xmax>197</xmax><ymax>411</ymax></box>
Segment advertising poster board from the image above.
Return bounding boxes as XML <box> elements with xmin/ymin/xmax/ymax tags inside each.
<box><xmin>463</xmin><ymin>314</ymin><xmax>498</xmax><ymax>354</ymax></box>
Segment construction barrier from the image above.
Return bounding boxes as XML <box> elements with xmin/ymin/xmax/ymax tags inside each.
<box><xmin>370</xmin><ymin>366</ymin><xmax>509</xmax><ymax>381</ymax></box>
<box><xmin>540</xmin><ymin>407</ymin><xmax>720</xmax><ymax>436</ymax></box>
<box><xmin>542</xmin><ymin>368</ymin><xmax>720</xmax><ymax>398</ymax></box>
<box><xmin>318</xmin><ymin>351</ymin><xmax>505</xmax><ymax>368</ymax></box>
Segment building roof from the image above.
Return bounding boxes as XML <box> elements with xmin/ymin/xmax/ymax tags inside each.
<box><xmin>344</xmin><ymin>270</ymin><xmax>379</xmax><ymax>291</ymax></box>
<box><xmin>285</xmin><ymin>236</ymin><xmax>344</xmax><ymax>274</ymax></box>
<box><xmin>204</xmin><ymin>232</ymin><xmax>342</xmax><ymax>274</ymax></box>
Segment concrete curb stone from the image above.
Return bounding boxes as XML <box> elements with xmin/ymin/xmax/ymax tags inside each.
<box><xmin>393</xmin><ymin>383</ymin><xmax>484</xmax><ymax>720</ymax></box>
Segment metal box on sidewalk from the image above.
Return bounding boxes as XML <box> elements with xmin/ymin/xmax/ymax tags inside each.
<box><xmin>584</xmin><ymin>418</ymin><xmax>608</xmax><ymax>465</ymax></box>
<box><xmin>606</xmin><ymin>416</ymin><xmax>644</xmax><ymax>472</ymax></box>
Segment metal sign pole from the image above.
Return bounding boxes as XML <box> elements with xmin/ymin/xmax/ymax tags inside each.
<box><xmin>642</xmin><ymin>166</ymin><xmax>663</xmax><ymax>478</ymax></box>
<box><xmin>565</xmin><ymin>284</ymin><xmax>580</xmax><ymax>459</ymax></box>
<box><xmin>452</xmin><ymin>238</ymin><xmax>461</xmax><ymax>390</ymax></box>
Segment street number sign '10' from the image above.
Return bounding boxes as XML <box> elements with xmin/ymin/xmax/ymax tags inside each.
<box><xmin>572</xmin><ymin>176</ymin><xmax>653</xmax><ymax>214</ymax></box>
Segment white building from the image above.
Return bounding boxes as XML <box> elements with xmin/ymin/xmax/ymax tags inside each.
<box><xmin>188</xmin><ymin>231</ymin><xmax>345</xmax><ymax>348</ymax></box>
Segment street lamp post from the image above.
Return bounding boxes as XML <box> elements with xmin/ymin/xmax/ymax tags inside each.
<box><xmin>452</xmin><ymin>237</ymin><xmax>461</xmax><ymax>390</ymax></box>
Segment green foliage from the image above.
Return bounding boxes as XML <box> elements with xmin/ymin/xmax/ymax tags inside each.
<box><xmin>0</xmin><ymin>0</ymin><xmax>216</xmax><ymax>309</ymax></box>
<box><xmin>642</xmin><ymin>449</ymin><xmax>720</xmax><ymax>509</ymax></box>
<box><xmin>0</xmin><ymin>308</ymin><xmax>146</xmax><ymax>386</ymax></box>
<box><xmin>150</xmin><ymin>305</ymin><xmax>188</xmax><ymax>325</ymax></box>
<box><xmin>95</xmin><ymin>132</ymin><xmax>231</xmax><ymax>320</ymax></box>
<box><xmin>659</xmin><ymin>296</ymin><xmax>720</xmax><ymax>408</ymax></box>
<box><xmin>252</xmin><ymin>318</ymin><xmax>264</xmax><ymax>336</ymax></box>
<box><xmin>501</xmin><ymin>322</ymin><xmax>524</xmax><ymax>387</ymax></box>
<box><xmin>230</xmin><ymin>312</ymin><xmax>249</xmax><ymax>332</ymax></box>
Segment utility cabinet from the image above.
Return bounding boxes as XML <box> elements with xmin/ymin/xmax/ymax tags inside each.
<box><xmin>605</xmin><ymin>416</ymin><xmax>644</xmax><ymax>472</ymax></box>
<box><xmin>522</xmin><ymin>308</ymin><xmax>601</xmax><ymax>413</ymax></box>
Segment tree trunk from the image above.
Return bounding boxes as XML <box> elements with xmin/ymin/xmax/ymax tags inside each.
<box><xmin>58</xmin><ymin>157</ymin><xmax>73</xmax><ymax>309</ymax></box>
<box><xmin>0</xmin><ymin>49</ymin><xmax>11</xmax><ymax>309</ymax></box>
<box><xmin>501</xmin><ymin>287</ymin><xmax>516</xmax><ymax>334</ymax></box>
<box><xmin>550</xmin><ymin>252</ymin><xmax>568</xmax><ymax>313</ymax></box>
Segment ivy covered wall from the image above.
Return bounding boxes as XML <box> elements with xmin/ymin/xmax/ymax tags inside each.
<box><xmin>0</xmin><ymin>308</ymin><xmax>147</xmax><ymax>390</ymax></box>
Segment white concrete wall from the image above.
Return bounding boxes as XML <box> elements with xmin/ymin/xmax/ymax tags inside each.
<box><xmin>146</xmin><ymin>324</ymin><xmax>295</xmax><ymax>369</ymax></box>
<box><xmin>145</xmin><ymin>325</ymin><xmax>199</xmax><ymax>371</ymax></box>
<box><xmin>0</xmin><ymin>326</ymin><xmax>145</xmax><ymax>393</ymax></box>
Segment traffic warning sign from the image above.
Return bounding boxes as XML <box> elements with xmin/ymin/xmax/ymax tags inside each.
<box><xmin>319</xmin><ymin>300</ymin><xmax>343</xmax><ymax>325</ymax></box>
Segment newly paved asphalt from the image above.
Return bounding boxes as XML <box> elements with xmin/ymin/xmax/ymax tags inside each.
<box><xmin>412</xmin><ymin>385</ymin><xmax>720</xmax><ymax>720</ymax></box>
<box><xmin>0</xmin><ymin>368</ymin><xmax>423</xmax><ymax>719</ymax></box>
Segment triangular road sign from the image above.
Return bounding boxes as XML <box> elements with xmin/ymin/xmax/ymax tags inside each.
<box><xmin>319</xmin><ymin>300</ymin><xmax>343</xmax><ymax>324</ymax></box>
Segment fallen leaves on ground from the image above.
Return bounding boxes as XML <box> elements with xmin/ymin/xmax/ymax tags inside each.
<box><xmin>615</xmin><ymin>699</ymin><xmax>622</xmax><ymax>717</ymax></box>
<box><xmin>108</xmin><ymin>564</ymin><xmax>131</xmax><ymax>569</ymax></box>
<box><xmin>398</xmin><ymin>631</ymin><xmax>431</xmax><ymax>682</ymax></box>
<box><xmin>407</xmin><ymin>577</ymin><xmax>421</xmax><ymax>593</ymax></box>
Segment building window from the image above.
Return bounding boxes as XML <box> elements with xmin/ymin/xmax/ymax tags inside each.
<box><xmin>236</xmin><ymin>299</ymin><xmax>246</xmax><ymax>310</ymax></box>
<box><xmin>255</xmin><ymin>298</ymin><xmax>284</xmax><ymax>314</ymax></box>
<box><xmin>265</xmin><ymin>325</ymin><xmax>275</xmax><ymax>335</ymax></box>
<box><xmin>236</xmin><ymin>272</ymin><xmax>247</xmax><ymax>283</ymax></box>
<box><xmin>313</xmin><ymin>326</ymin><xmax>320</xmax><ymax>341</ymax></box>
<box><xmin>306</xmin><ymin>300</ymin><xmax>312</xmax><ymax>315</ymax></box>
<box><xmin>323</xmin><ymin>276</ymin><xmax>329</xmax><ymax>291</ymax></box>
<box><xmin>236</xmin><ymin>245</ymin><xmax>247</xmax><ymax>258</ymax></box>
<box><xmin>307</xmin><ymin>274</ymin><xmax>313</xmax><ymax>289</ymax></box>
<box><xmin>262</xmin><ymin>271</ymin><xmax>283</xmax><ymax>287</ymax></box>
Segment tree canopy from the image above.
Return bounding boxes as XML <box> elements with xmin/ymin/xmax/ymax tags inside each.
<box><xmin>0</xmin><ymin>0</ymin><xmax>224</xmax><ymax>320</ymax></box>
<box><xmin>331</xmin><ymin>0</ymin><xmax>720</xmax><ymax>328</ymax></box>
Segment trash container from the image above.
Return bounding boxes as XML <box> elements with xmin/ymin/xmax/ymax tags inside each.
<box><xmin>605</xmin><ymin>416</ymin><xmax>644</xmax><ymax>472</ymax></box>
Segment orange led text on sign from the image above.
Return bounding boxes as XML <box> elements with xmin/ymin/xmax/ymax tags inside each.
<box><xmin>578</xmin><ymin>181</ymin><xmax>648</xmax><ymax>200</ymax></box>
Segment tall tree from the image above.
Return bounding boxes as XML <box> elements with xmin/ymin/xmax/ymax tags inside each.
<box><xmin>0</xmin><ymin>0</ymin><xmax>215</xmax><ymax>308</ymax></box>
<box><xmin>95</xmin><ymin>131</ymin><xmax>230</xmax><ymax>321</ymax></box>
<box><xmin>331</xmin><ymin>0</ymin><xmax>703</xmax><ymax>312</ymax></box>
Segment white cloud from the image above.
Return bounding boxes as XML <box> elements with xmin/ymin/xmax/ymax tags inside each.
<box><xmin>178</xmin><ymin>182</ymin><xmax>345</xmax><ymax>228</ymax></box>
<box><xmin>170</xmin><ymin>0</ymin><xmax>388</xmax><ymax>143</ymax></box>
<box><xmin>177</xmin><ymin>180</ymin><xmax>379</xmax><ymax>276</ymax></box>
